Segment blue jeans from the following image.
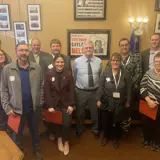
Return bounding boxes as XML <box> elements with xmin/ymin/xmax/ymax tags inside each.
<box><xmin>12</xmin><ymin>111</ymin><xmax>40</xmax><ymax>152</ymax></box>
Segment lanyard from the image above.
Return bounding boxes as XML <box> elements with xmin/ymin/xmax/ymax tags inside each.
<box><xmin>122</xmin><ymin>56</ymin><xmax>130</xmax><ymax>67</ymax></box>
<box><xmin>113</xmin><ymin>70</ymin><xmax>121</xmax><ymax>90</ymax></box>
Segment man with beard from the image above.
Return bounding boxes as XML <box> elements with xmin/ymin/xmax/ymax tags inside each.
<box><xmin>141</xmin><ymin>33</ymin><xmax>160</xmax><ymax>76</ymax></box>
<box><xmin>1</xmin><ymin>43</ymin><xmax>44</xmax><ymax>160</ymax></box>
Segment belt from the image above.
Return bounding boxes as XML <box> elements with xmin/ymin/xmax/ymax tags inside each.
<box><xmin>76</xmin><ymin>87</ymin><xmax>98</xmax><ymax>92</ymax></box>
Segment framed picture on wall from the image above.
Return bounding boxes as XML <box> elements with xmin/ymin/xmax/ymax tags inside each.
<box><xmin>155</xmin><ymin>13</ymin><xmax>160</xmax><ymax>33</ymax></box>
<box><xmin>155</xmin><ymin>0</ymin><xmax>160</xmax><ymax>11</ymax></box>
<box><xmin>74</xmin><ymin>0</ymin><xmax>106</xmax><ymax>20</ymax></box>
<box><xmin>27</xmin><ymin>4</ymin><xmax>41</xmax><ymax>31</ymax></box>
<box><xmin>13</xmin><ymin>22</ymin><xmax>28</xmax><ymax>45</ymax></box>
<box><xmin>67</xmin><ymin>29</ymin><xmax>111</xmax><ymax>59</ymax></box>
<box><xmin>0</xmin><ymin>4</ymin><xmax>11</xmax><ymax>31</ymax></box>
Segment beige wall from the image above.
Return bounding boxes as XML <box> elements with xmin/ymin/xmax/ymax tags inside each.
<box><xmin>0</xmin><ymin>0</ymin><xmax>157</xmax><ymax>68</ymax></box>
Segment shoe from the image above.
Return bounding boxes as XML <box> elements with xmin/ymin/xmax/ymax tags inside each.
<box><xmin>93</xmin><ymin>132</ymin><xmax>100</xmax><ymax>140</ymax></box>
<box><xmin>63</xmin><ymin>142</ymin><xmax>69</xmax><ymax>156</ymax></box>
<box><xmin>76</xmin><ymin>131</ymin><xmax>83</xmax><ymax>138</ymax></box>
<box><xmin>49</xmin><ymin>134</ymin><xmax>55</xmax><ymax>141</ymax></box>
<box><xmin>142</xmin><ymin>140</ymin><xmax>152</xmax><ymax>148</ymax></box>
<box><xmin>151</xmin><ymin>143</ymin><xmax>159</xmax><ymax>152</ymax></box>
<box><xmin>112</xmin><ymin>140</ymin><xmax>119</xmax><ymax>149</ymax></box>
<box><xmin>35</xmin><ymin>151</ymin><xmax>43</xmax><ymax>160</ymax></box>
<box><xmin>58</xmin><ymin>137</ymin><xmax>64</xmax><ymax>152</ymax></box>
<box><xmin>101</xmin><ymin>137</ymin><xmax>108</xmax><ymax>146</ymax></box>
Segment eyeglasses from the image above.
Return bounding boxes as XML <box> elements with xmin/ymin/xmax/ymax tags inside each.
<box><xmin>0</xmin><ymin>54</ymin><xmax>4</xmax><ymax>57</ymax></box>
<box><xmin>120</xmin><ymin>44</ymin><xmax>129</xmax><ymax>47</ymax></box>
<box><xmin>17</xmin><ymin>49</ymin><xmax>29</xmax><ymax>53</ymax></box>
<box><xmin>111</xmin><ymin>60</ymin><xmax>120</xmax><ymax>62</ymax></box>
<box><xmin>154</xmin><ymin>61</ymin><xmax>160</xmax><ymax>64</ymax></box>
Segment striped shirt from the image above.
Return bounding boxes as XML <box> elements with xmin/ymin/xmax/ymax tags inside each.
<box><xmin>140</xmin><ymin>69</ymin><xmax>160</xmax><ymax>101</ymax></box>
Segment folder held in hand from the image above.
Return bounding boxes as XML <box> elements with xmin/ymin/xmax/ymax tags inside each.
<box><xmin>43</xmin><ymin>109</ymin><xmax>62</xmax><ymax>124</ymax></box>
<box><xmin>8</xmin><ymin>114</ymin><xmax>21</xmax><ymax>133</ymax></box>
<box><xmin>139</xmin><ymin>100</ymin><xmax>158</xmax><ymax>120</ymax></box>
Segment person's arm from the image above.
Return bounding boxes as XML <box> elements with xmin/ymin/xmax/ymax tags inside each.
<box><xmin>1</xmin><ymin>66</ymin><xmax>13</xmax><ymax>115</ymax></box>
<box><xmin>73</xmin><ymin>59</ymin><xmax>77</xmax><ymax>81</ymax></box>
<box><xmin>39</xmin><ymin>66</ymin><xmax>44</xmax><ymax>107</ymax></box>
<box><xmin>124</xmin><ymin>70</ymin><xmax>132</xmax><ymax>107</ymax></box>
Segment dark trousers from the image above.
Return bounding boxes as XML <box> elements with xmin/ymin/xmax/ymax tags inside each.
<box><xmin>142</xmin><ymin>115</ymin><xmax>160</xmax><ymax>145</ymax></box>
<box><xmin>12</xmin><ymin>111</ymin><xmax>40</xmax><ymax>152</ymax></box>
<box><xmin>102</xmin><ymin>110</ymin><xmax>121</xmax><ymax>140</ymax></box>
<box><xmin>50</xmin><ymin>107</ymin><xmax>72</xmax><ymax>142</ymax></box>
<box><xmin>76</xmin><ymin>88</ymin><xmax>99</xmax><ymax>133</ymax></box>
<box><xmin>0</xmin><ymin>109</ymin><xmax>8</xmax><ymax>131</ymax></box>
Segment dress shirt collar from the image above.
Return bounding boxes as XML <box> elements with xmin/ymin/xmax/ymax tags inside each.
<box><xmin>83</xmin><ymin>55</ymin><xmax>95</xmax><ymax>62</ymax></box>
<box><xmin>150</xmin><ymin>49</ymin><xmax>160</xmax><ymax>54</ymax></box>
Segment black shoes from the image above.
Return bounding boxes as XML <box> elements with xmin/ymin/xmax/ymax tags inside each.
<box><xmin>112</xmin><ymin>140</ymin><xmax>119</xmax><ymax>149</ymax></box>
<box><xmin>151</xmin><ymin>143</ymin><xmax>159</xmax><ymax>152</ymax></box>
<box><xmin>93</xmin><ymin>132</ymin><xmax>100</xmax><ymax>140</ymax></box>
<box><xmin>76</xmin><ymin>131</ymin><xmax>84</xmax><ymax>138</ymax></box>
<box><xmin>101</xmin><ymin>137</ymin><xmax>108</xmax><ymax>146</ymax></box>
<box><xmin>141</xmin><ymin>140</ymin><xmax>152</xmax><ymax>148</ymax></box>
<box><xmin>35</xmin><ymin>151</ymin><xmax>43</xmax><ymax>160</ymax></box>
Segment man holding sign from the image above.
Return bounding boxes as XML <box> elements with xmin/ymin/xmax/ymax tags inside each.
<box><xmin>1</xmin><ymin>43</ymin><xmax>44</xmax><ymax>160</ymax></box>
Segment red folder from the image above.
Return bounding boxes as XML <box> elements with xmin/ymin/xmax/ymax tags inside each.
<box><xmin>43</xmin><ymin>110</ymin><xmax>62</xmax><ymax>124</ymax></box>
<box><xmin>139</xmin><ymin>100</ymin><xmax>158</xmax><ymax>120</ymax></box>
<box><xmin>8</xmin><ymin>115</ymin><xmax>21</xmax><ymax>133</ymax></box>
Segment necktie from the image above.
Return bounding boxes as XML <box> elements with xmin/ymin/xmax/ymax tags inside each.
<box><xmin>88</xmin><ymin>59</ymin><xmax>94</xmax><ymax>87</ymax></box>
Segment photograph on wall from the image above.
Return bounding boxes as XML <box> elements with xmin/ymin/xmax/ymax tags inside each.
<box><xmin>155</xmin><ymin>13</ymin><xmax>160</xmax><ymax>33</ymax></box>
<box><xmin>67</xmin><ymin>29</ymin><xmax>111</xmax><ymax>59</ymax></box>
<box><xmin>155</xmin><ymin>0</ymin><xmax>160</xmax><ymax>11</ymax></box>
<box><xmin>28</xmin><ymin>4</ymin><xmax>41</xmax><ymax>31</ymax></box>
<box><xmin>0</xmin><ymin>4</ymin><xmax>10</xmax><ymax>31</ymax></box>
<box><xmin>14</xmin><ymin>22</ymin><xmax>28</xmax><ymax>45</ymax></box>
<box><xmin>74</xmin><ymin>0</ymin><xmax>106</xmax><ymax>20</ymax></box>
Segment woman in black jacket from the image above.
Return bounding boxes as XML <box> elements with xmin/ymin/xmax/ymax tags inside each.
<box><xmin>96</xmin><ymin>52</ymin><xmax>131</xmax><ymax>149</ymax></box>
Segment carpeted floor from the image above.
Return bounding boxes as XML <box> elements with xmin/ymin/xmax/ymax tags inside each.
<box><xmin>22</xmin><ymin>125</ymin><xmax>160</xmax><ymax>160</ymax></box>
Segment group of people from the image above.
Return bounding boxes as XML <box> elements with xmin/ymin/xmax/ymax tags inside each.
<box><xmin>0</xmin><ymin>33</ymin><xmax>159</xmax><ymax>160</ymax></box>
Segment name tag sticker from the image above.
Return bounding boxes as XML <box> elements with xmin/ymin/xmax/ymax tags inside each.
<box><xmin>9</xmin><ymin>76</ymin><xmax>15</xmax><ymax>81</ymax></box>
<box><xmin>48</xmin><ymin>64</ymin><xmax>53</xmax><ymax>69</ymax></box>
<box><xmin>113</xmin><ymin>92</ymin><xmax>120</xmax><ymax>98</ymax></box>
<box><xmin>52</xmin><ymin>77</ymin><xmax>55</xmax><ymax>82</ymax></box>
<box><xmin>106</xmin><ymin>77</ymin><xmax>111</xmax><ymax>82</ymax></box>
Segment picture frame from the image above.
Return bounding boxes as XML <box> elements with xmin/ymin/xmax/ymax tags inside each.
<box><xmin>155</xmin><ymin>13</ymin><xmax>160</xmax><ymax>33</ymax></box>
<box><xmin>0</xmin><ymin>4</ymin><xmax>11</xmax><ymax>31</ymax></box>
<box><xmin>67</xmin><ymin>29</ymin><xmax>111</xmax><ymax>59</ymax></box>
<box><xmin>13</xmin><ymin>22</ymin><xmax>28</xmax><ymax>45</ymax></box>
<box><xmin>155</xmin><ymin>0</ymin><xmax>160</xmax><ymax>11</ymax></box>
<box><xmin>27</xmin><ymin>4</ymin><xmax>41</xmax><ymax>31</ymax></box>
<box><xmin>74</xmin><ymin>0</ymin><xmax>106</xmax><ymax>20</ymax></box>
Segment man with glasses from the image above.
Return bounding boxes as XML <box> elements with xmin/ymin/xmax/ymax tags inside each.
<box><xmin>1</xmin><ymin>43</ymin><xmax>44</xmax><ymax>160</ymax></box>
<box><xmin>141</xmin><ymin>33</ymin><xmax>160</xmax><ymax>76</ymax></box>
<box><xmin>73</xmin><ymin>41</ymin><xmax>102</xmax><ymax>138</ymax></box>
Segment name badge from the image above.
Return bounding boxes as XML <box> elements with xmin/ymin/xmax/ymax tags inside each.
<box><xmin>48</xmin><ymin>64</ymin><xmax>53</xmax><ymax>69</ymax></box>
<box><xmin>9</xmin><ymin>76</ymin><xmax>15</xmax><ymax>81</ymax></box>
<box><xmin>113</xmin><ymin>92</ymin><xmax>120</xmax><ymax>98</ymax></box>
<box><xmin>106</xmin><ymin>77</ymin><xmax>111</xmax><ymax>82</ymax></box>
<box><xmin>52</xmin><ymin>77</ymin><xmax>55</xmax><ymax>82</ymax></box>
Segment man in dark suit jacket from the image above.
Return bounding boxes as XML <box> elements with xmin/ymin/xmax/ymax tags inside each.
<box><xmin>29</xmin><ymin>38</ymin><xmax>53</xmax><ymax>75</ymax></box>
<box><xmin>141</xmin><ymin>33</ymin><xmax>160</xmax><ymax>76</ymax></box>
<box><xmin>49</xmin><ymin>39</ymin><xmax>72</xmax><ymax>71</ymax></box>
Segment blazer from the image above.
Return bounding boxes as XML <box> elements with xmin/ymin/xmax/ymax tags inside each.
<box><xmin>96</xmin><ymin>67</ymin><xmax>131</xmax><ymax>105</ymax></box>
<box><xmin>44</xmin><ymin>69</ymin><xmax>75</xmax><ymax>108</ymax></box>
<box><xmin>29</xmin><ymin>51</ymin><xmax>52</xmax><ymax>75</ymax></box>
<box><xmin>141</xmin><ymin>48</ymin><xmax>150</xmax><ymax>76</ymax></box>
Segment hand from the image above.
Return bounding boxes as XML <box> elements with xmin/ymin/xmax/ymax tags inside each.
<box><xmin>7</xmin><ymin>110</ymin><xmax>16</xmax><ymax>117</ymax></box>
<box><xmin>146</xmin><ymin>99</ymin><xmax>158</xmax><ymax>109</ymax></box>
<box><xmin>97</xmin><ymin>101</ymin><xmax>101</xmax><ymax>108</ymax></box>
<box><xmin>125</xmin><ymin>102</ymin><xmax>130</xmax><ymax>108</ymax></box>
<box><xmin>67</xmin><ymin>106</ymin><xmax>73</xmax><ymax>115</ymax></box>
<box><xmin>48</xmin><ymin>108</ymin><xmax>55</xmax><ymax>113</ymax></box>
